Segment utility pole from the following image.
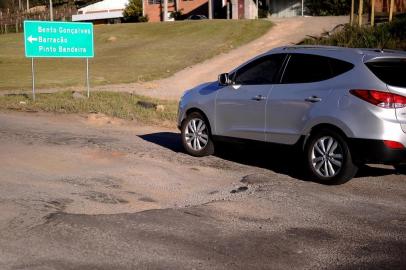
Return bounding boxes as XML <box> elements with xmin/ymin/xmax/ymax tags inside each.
<box><xmin>208</xmin><ymin>0</ymin><xmax>213</xmax><ymax>19</ymax></box>
<box><xmin>163</xmin><ymin>0</ymin><xmax>168</xmax><ymax>21</ymax></box>
<box><xmin>301</xmin><ymin>0</ymin><xmax>304</xmax><ymax>16</ymax></box>
<box><xmin>370</xmin><ymin>0</ymin><xmax>375</xmax><ymax>26</ymax></box>
<box><xmin>256</xmin><ymin>0</ymin><xmax>259</xmax><ymax>19</ymax></box>
<box><xmin>358</xmin><ymin>0</ymin><xmax>363</xmax><ymax>26</ymax></box>
<box><xmin>27</xmin><ymin>0</ymin><xmax>30</xmax><ymax>11</ymax></box>
<box><xmin>389</xmin><ymin>0</ymin><xmax>394</xmax><ymax>22</ymax></box>
<box><xmin>49</xmin><ymin>0</ymin><xmax>54</xmax><ymax>21</ymax></box>
<box><xmin>350</xmin><ymin>0</ymin><xmax>354</xmax><ymax>25</ymax></box>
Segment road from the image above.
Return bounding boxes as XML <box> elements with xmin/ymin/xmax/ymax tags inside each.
<box><xmin>0</xmin><ymin>112</ymin><xmax>405</xmax><ymax>270</ymax></box>
<box><xmin>95</xmin><ymin>16</ymin><xmax>349</xmax><ymax>100</ymax></box>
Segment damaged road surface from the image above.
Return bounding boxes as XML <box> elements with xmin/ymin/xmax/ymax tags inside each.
<box><xmin>0</xmin><ymin>112</ymin><xmax>405</xmax><ymax>270</ymax></box>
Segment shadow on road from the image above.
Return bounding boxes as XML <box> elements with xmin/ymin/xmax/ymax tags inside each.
<box><xmin>139</xmin><ymin>132</ymin><xmax>398</xmax><ymax>181</ymax></box>
<box><xmin>140</xmin><ymin>132</ymin><xmax>183</xmax><ymax>152</ymax></box>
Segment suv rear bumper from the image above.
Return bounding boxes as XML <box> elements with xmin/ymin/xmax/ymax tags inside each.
<box><xmin>349</xmin><ymin>139</ymin><xmax>406</xmax><ymax>165</ymax></box>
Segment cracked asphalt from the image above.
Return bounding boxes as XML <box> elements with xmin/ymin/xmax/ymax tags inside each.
<box><xmin>0</xmin><ymin>112</ymin><xmax>405</xmax><ymax>270</ymax></box>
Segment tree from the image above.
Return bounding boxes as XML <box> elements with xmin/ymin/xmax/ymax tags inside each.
<box><xmin>305</xmin><ymin>0</ymin><xmax>350</xmax><ymax>16</ymax></box>
<box><xmin>123</xmin><ymin>0</ymin><xmax>147</xmax><ymax>22</ymax></box>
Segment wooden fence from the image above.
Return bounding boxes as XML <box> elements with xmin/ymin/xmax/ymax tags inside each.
<box><xmin>0</xmin><ymin>6</ymin><xmax>77</xmax><ymax>34</ymax></box>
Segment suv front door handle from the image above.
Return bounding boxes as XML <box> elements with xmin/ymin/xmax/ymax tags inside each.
<box><xmin>305</xmin><ymin>96</ymin><xmax>322</xmax><ymax>103</ymax></box>
<box><xmin>252</xmin><ymin>95</ymin><xmax>267</xmax><ymax>101</ymax></box>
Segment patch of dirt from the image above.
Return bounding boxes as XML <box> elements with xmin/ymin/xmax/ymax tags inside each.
<box><xmin>241</xmin><ymin>173</ymin><xmax>273</xmax><ymax>185</ymax></box>
<box><xmin>78</xmin><ymin>191</ymin><xmax>128</xmax><ymax>204</ymax></box>
<box><xmin>138</xmin><ymin>197</ymin><xmax>157</xmax><ymax>203</ymax></box>
<box><xmin>85</xmin><ymin>149</ymin><xmax>127</xmax><ymax>160</ymax></box>
<box><xmin>86</xmin><ymin>113</ymin><xmax>126</xmax><ymax>126</ymax></box>
<box><xmin>61</xmin><ymin>176</ymin><xmax>122</xmax><ymax>189</ymax></box>
<box><xmin>231</xmin><ymin>186</ymin><xmax>249</xmax><ymax>194</ymax></box>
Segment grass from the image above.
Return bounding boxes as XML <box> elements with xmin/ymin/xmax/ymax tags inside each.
<box><xmin>0</xmin><ymin>20</ymin><xmax>272</xmax><ymax>90</ymax></box>
<box><xmin>301</xmin><ymin>16</ymin><xmax>406</xmax><ymax>50</ymax></box>
<box><xmin>0</xmin><ymin>91</ymin><xmax>178</xmax><ymax>126</ymax></box>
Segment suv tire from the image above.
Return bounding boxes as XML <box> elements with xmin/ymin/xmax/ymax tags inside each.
<box><xmin>181</xmin><ymin>112</ymin><xmax>214</xmax><ymax>157</ymax></box>
<box><xmin>305</xmin><ymin>129</ymin><xmax>358</xmax><ymax>185</ymax></box>
<box><xmin>394</xmin><ymin>164</ymin><xmax>406</xmax><ymax>174</ymax></box>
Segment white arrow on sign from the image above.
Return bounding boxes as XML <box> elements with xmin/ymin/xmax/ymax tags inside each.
<box><xmin>27</xmin><ymin>35</ymin><xmax>38</xmax><ymax>43</ymax></box>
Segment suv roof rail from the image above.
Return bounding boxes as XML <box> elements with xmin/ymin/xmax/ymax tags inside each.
<box><xmin>360</xmin><ymin>48</ymin><xmax>406</xmax><ymax>55</ymax></box>
<box><xmin>282</xmin><ymin>45</ymin><xmax>342</xmax><ymax>51</ymax></box>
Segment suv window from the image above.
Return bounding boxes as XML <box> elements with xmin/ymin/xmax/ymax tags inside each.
<box><xmin>281</xmin><ymin>54</ymin><xmax>353</xmax><ymax>84</ymax></box>
<box><xmin>233</xmin><ymin>54</ymin><xmax>286</xmax><ymax>85</ymax></box>
<box><xmin>366</xmin><ymin>58</ymin><xmax>406</xmax><ymax>88</ymax></box>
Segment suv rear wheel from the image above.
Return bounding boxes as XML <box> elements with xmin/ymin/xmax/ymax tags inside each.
<box><xmin>305</xmin><ymin>129</ymin><xmax>358</xmax><ymax>184</ymax></box>
<box><xmin>394</xmin><ymin>164</ymin><xmax>406</xmax><ymax>174</ymax></box>
<box><xmin>181</xmin><ymin>112</ymin><xmax>214</xmax><ymax>157</ymax></box>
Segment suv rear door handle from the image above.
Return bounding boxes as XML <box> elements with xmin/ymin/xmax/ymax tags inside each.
<box><xmin>305</xmin><ymin>96</ymin><xmax>322</xmax><ymax>103</ymax></box>
<box><xmin>252</xmin><ymin>95</ymin><xmax>267</xmax><ymax>101</ymax></box>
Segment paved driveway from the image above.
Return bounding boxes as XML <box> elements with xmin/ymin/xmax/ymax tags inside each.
<box><xmin>0</xmin><ymin>112</ymin><xmax>405</xmax><ymax>270</ymax></box>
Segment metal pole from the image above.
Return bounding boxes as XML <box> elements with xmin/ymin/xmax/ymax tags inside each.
<box><xmin>358</xmin><ymin>0</ymin><xmax>363</xmax><ymax>26</ymax></box>
<box><xmin>163</xmin><ymin>0</ymin><xmax>168</xmax><ymax>21</ymax></box>
<box><xmin>256</xmin><ymin>0</ymin><xmax>259</xmax><ymax>19</ymax></box>
<box><xmin>302</xmin><ymin>0</ymin><xmax>304</xmax><ymax>16</ymax></box>
<box><xmin>31</xmin><ymin>58</ymin><xmax>35</xmax><ymax>101</ymax></box>
<box><xmin>350</xmin><ymin>0</ymin><xmax>354</xmax><ymax>25</ymax></box>
<box><xmin>27</xmin><ymin>0</ymin><xmax>30</xmax><ymax>11</ymax></box>
<box><xmin>86</xmin><ymin>58</ymin><xmax>90</xmax><ymax>98</ymax></box>
<box><xmin>49</xmin><ymin>0</ymin><xmax>54</xmax><ymax>21</ymax></box>
<box><xmin>371</xmin><ymin>0</ymin><xmax>375</xmax><ymax>26</ymax></box>
<box><xmin>208</xmin><ymin>0</ymin><xmax>213</xmax><ymax>19</ymax></box>
<box><xmin>389</xmin><ymin>0</ymin><xmax>394</xmax><ymax>22</ymax></box>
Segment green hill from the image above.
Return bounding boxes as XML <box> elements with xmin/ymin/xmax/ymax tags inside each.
<box><xmin>0</xmin><ymin>20</ymin><xmax>272</xmax><ymax>91</ymax></box>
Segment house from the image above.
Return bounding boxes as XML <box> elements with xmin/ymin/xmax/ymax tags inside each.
<box><xmin>72</xmin><ymin>0</ymin><xmax>129</xmax><ymax>23</ymax></box>
<box><xmin>374</xmin><ymin>0</ymin><xmax>405</xmax><ymax>14</ymax></box>
<box><xmin>71</xmin><ymin>0</ymin><xmax>263</xmax><ymax>23</ymax></box>
<box><xmin>143</xmin><ymin>0</ymin><xmax>258</xmax><ymax>22</ymax></box>
<box><xmin>143</xmin><ymin>0</ymin><xmax>211</xmax><ymax>22</ymax></box>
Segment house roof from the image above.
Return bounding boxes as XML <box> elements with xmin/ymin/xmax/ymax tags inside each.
<box><xmin>78</xmin><ymin>0</ymin><xmax>129</xmax><ymax>14</ymax></box>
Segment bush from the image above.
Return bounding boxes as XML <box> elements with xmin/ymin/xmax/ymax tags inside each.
<box><xmin>301</xmin><ymin>17</ymin><xmax>406</xmax><ymax>50</ymax></box>
<box><xmin>170</xmin><ymin>9</ymin><xmax>184</xmax><ymax>20</ymax></box>
<box><xmin>123</xmin><ymin>0</ymin><xmax>148</xmax><ymax>23</ymax></box>
<box><xmin>305</xmin><ymin>0</ymin><xmax>350</xmax><ymax>16</ymax></box>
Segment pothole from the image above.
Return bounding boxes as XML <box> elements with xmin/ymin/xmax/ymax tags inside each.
<box><xmin>78</xmin><ymin>191</ymin><xmax>128</xmax><ymax>204</ymax></box>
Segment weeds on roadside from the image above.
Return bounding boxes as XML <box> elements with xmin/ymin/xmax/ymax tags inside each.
<box><xmin>0</xmin><ymin>91</ymin><xmax>178</xmax><ymax>126</ymax></box>
<box><xmin>301</xmin><ymin>16</ymin><xmax>406</xmax><ymax>50</ymax></box>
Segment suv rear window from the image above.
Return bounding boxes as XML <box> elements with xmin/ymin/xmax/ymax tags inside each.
<box><xmin>281</xmin><ymin>54</ymin><xmax>354</xmax><ymax>84</ymax></box>
<box><xmin>366</xmin><ymin>58</ymin><xmax>406</xmax><ymax>88</ymax></box>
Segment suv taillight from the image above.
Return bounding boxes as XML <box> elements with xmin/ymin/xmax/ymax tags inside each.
<box><xmin>350</xmin><ymin>89</ymin><xmax>406</xmax><ymax>109</ymax></box>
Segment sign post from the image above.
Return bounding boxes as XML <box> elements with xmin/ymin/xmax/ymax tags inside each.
<box><xmin>24</xmin><ymin>20</ymin><xmax>94</xmax><ymax>100</ymax></box>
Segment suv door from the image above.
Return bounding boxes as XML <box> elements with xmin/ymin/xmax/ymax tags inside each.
<box><xmin>215</xmin><ymin>54</ymin><xmax>286</xmax><ymax>141</ymax></box>
<box><xmin>266</xmin><ymin>53</ymin><xmax>346</xmax><ymax>144</ymax></box>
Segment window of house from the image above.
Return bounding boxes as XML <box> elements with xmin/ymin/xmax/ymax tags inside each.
<box><xmin>148</xmin><ymin>0</ymin><xmax>174</xmax><ymax>5</ymax></box>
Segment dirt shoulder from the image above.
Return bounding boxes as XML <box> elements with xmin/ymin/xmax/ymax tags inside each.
<box><xmin>95</xmin><ymin>16</ymin><xmax>349</xmax><ymax>100</ymax></box>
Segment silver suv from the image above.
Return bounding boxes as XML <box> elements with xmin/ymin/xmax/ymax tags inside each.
<box><xmin>178</xmin><ymin>46</ymin><xmax>406</xmax><ymax>184</ymax></box>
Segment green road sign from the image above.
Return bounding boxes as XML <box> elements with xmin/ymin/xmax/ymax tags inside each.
<box><xmin>24</xmin><ymin>20</ymin><xmax>94</xmax><ymax>58</ymax></box>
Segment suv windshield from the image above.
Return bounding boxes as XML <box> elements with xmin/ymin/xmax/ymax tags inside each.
<box><xmin>366</xmin><ymin>58</ymin><xmax>406</xmax><ymax>88</ymax></box>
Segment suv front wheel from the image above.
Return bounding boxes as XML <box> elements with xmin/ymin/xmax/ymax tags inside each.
<box><xmin>305</xmin><ymin>129</ymin><xmax>358</xmax><ymax>185</ymax></box>
<box><xmin>181</xmin><ymin>112</ymin><xmax>214</xmax><ymax>157</ymax></box>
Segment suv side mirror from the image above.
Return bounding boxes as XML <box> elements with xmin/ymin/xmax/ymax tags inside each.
<box><xmin>218</xmin><ymin>73</ymin><xmax>231</xmax><ymax>86</ymax></box>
